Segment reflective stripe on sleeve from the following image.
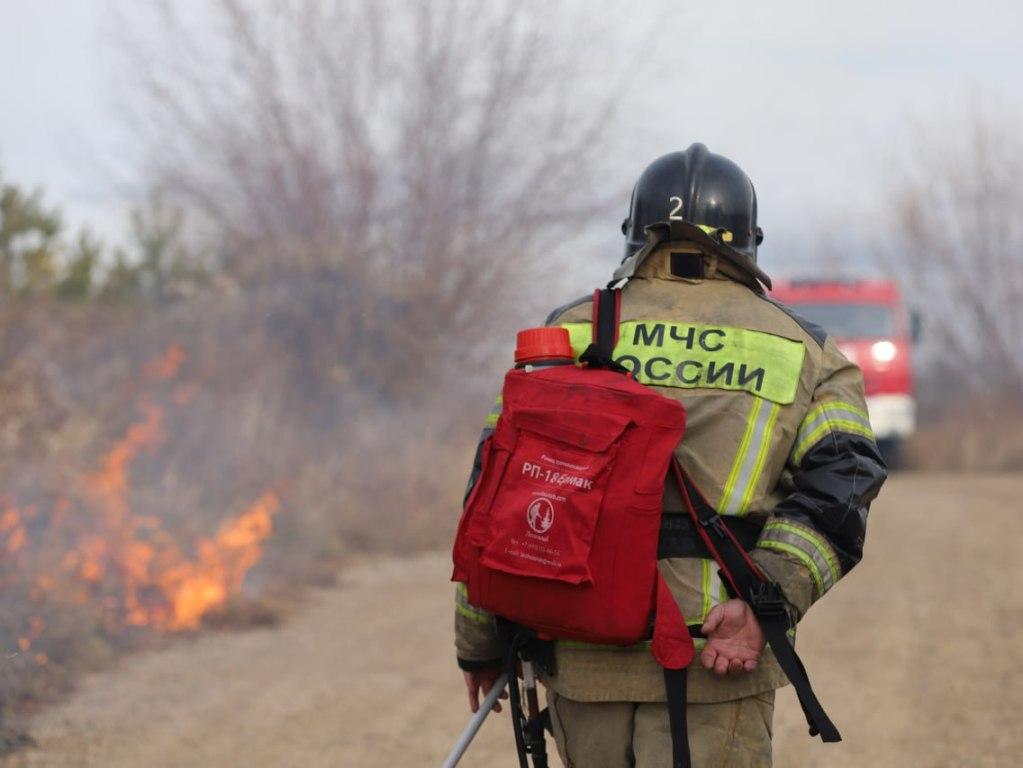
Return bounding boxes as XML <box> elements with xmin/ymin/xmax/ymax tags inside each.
<box><xmin>455</xmin><ymin>583</ymin><xmax>492</xmax><ymax>625</ymax></box>
<box><xmin>484</xmin><ymin>395</ymin><xmax>503</xmax><ymax>428</ymax></box>
<box><xmin>758</xmin><ymin>519</ymin><xmax>842</xmax><ymax>599</ymax></box>
<box><xmin>792</xmin><ymin>400</ymin><xmax>874</xmax><ymax>465</ymax></box>
<box><xmin>719</xmin><ymin>397</ymin><xmax>781</xmax><ymax>516</ymax></box>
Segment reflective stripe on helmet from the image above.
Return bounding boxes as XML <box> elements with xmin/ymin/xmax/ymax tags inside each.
<box><xmin>695</xmin><ymin>223</ymin><xmax>733</xmax><ymax>243</ymax></box>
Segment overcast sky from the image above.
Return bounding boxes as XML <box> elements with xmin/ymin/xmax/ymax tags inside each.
<box><xmin>1</xmin><ymin>0</ymin><xmax>1021</xmax><ymax>275</ymax></box>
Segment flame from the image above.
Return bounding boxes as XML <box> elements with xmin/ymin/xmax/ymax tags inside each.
<box><xmin>143</xmin><ymin>343</ymin><xmax>187</xmax><ymax>381</ymax></box>
<box><xmin>77</xmin><ymin>404</ymin><xmax>277</xmax><ymax>630</ymax></box>
<box><xmin>133</xmin><ymin>492</ymin><xmax>280</xmax><ymax>630</ymax></box>
<box><xmin>155</xmin><ymin>492</ymin><xmax>278</xmax><ymax>629</ymax></box>
<box><xmin>9</xmin><ymin>343</ymin><xmax>280</xmax><ymax>642</ymax></box>
<box><xmin>85</xmin><ymin>402</ymin><xmax>163</xmax><ymax>521</ymax></box>
<box><xmin>1</xmin><ymin>506</ymin><xmax>28</xmax><ymax>553</ymax></box>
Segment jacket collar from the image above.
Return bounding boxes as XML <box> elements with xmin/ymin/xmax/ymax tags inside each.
<box><xmin>611</xmin><ymin>221</ymin><xmax>771</xmax><ymax>294</ymax></box>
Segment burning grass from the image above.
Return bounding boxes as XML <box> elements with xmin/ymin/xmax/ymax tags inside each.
<box><xmin>0</xmin><ymin>296</ymin><xmax>479</xmax><ymax>747</ymax></box>
<box><xmin>0</xmin><ymin>344</ymin><xmax>283</xmax><ymax>734</ymax></box>
<box><xmin>17</xmin><ymin>353</ymin><xmax>276</xmax><ymax>625</ymax></box>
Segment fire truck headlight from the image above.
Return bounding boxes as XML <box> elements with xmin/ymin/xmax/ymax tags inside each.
<box><xmin>871</xmin><ymin>340</ymin><xmax>897</xmax><ymax>363</ymax></box>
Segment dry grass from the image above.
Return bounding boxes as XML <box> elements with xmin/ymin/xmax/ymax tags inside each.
<box><xmin>0</xmin><ymin>291</ymin><xmax>485</xmax><ymax>740</ymax></box>
<box><xmin>905</xmin><ymin>395</ymin><xmax>1023</xmax><ymax>471</ymax></box>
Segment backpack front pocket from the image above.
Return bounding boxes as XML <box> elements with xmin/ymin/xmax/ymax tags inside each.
<box><xmin>480</xmin><ymin>408</ymin><xmax>631</xmax><ymax>585</ymax></box>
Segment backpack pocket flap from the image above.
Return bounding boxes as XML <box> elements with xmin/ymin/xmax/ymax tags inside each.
<box><xmin>480</xmin><ymin>410</ymin><xmax>626</xmax><ymax>586</ymax></box>
<box><xmin>513</xmin><ymin>408</ymin><xmax>632</xmax><ymax>453</ymax></box>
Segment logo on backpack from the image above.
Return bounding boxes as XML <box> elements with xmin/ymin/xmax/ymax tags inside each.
<box><xmin>526</xmin><ymin>498</ymin><xmax>555</xmax><ymax>534</ymax></box>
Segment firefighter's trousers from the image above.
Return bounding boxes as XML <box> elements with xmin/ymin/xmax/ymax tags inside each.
<box><xmin>547</xmin><ymin>689</ymin><xmax>774</xmax><ymax>768</ymax></box>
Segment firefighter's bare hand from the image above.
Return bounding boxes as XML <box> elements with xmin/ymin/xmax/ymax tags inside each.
<box><xmin>700</xmin><ymin>599</ymin><xmax>766</xmax><ymax>676</ymax></box>
<box><xmin>463</xmin><ymin>668</ymin><xmax>507</xmax><ymax>714</ymax></box>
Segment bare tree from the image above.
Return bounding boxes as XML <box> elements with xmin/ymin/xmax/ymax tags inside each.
<box><xmin>114</xmin><ymin>0</ymin><xmax>632</xmax><ymax>397</ymax></box>
<box><xmin>886</xmin><ymin>107</ymin><xmax>1023</xmax><ymax>397</ymax></box>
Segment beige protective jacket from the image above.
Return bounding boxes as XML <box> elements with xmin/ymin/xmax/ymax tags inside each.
<box><xmin>455</xmin><ymin>243</ymin><xmax>886</xmax><ymax>704</ymax></box>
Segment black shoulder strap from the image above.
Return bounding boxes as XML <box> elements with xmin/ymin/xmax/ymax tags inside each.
<box><xmin>671</xmin><ymin>459</ymin><xmax>842</xmax><ymax>743</ymax></box>
<box><xmin>663</xmin><ymin>667</ymin><xmax>691</xmax><ymax>768</ymax></box>
<box><xmin>579</xmin><ymin>288</ymin><xmax>627</xmax><ymax>372</ymax></box>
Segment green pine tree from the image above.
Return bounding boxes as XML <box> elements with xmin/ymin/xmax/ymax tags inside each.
<box><xmin>56</xmin><ymin>230</ymin><xmax>101</xmax><ymax>301</ymax></box>
<box><xmin>0</xmin><ymin>170</ymin><xmax>63</xmax><ymax>296</ymax></box>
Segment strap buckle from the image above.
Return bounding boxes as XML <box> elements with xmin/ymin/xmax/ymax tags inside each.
<box><xmin>698</xmin><ymin>513</ymin><xmax>729</xmax><ymax>541</ymax></box>
<box><xmin>579</xmin><ymin>343</ymin><xmax>628</xmax><ymax>374</ymax></box>
<box><xmin>747</xmin><ymin>581</ymin><xmax>788</xmax><ymax>619</ymax></box>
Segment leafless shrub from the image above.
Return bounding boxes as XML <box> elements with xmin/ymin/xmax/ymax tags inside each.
<box><xmin>115</xmin><ymin>0</ymin><xmax>631</xmax><ymax>393</ymax></box>
<box><xmin>886</xmin><ymin>106</ymin><xmax>1023</xmax><ymax>468</ymax></box>
<box><xmin>107</xmin><ymin>0</ymin><xmax>645</xmax><ymax>578</ymax></box>
<box><xmin>886</xmin><ymin>107</ymin><xmax>1023</xmax><ymax>398</ymax></box>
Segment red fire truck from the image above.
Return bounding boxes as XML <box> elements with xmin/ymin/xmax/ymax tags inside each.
<box><xmin>771</xmin><ymin>279</ymin><xmax>917</xmax><ymax>461</ymax></box>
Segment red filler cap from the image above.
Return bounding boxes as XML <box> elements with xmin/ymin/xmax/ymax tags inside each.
<box><xmin>515</xmin><ymin>327</ymin><xmax>574</xmax><ymax>364</ymax></box>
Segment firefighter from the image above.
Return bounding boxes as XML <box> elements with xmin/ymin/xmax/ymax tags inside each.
<box><xmin>455</xmin><ymin>144</ymin><xmax>887</xmax><ymax>767</ymax></box>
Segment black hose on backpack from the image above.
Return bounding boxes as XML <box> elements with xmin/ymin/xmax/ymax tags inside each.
<box><xmin>504</xmin><ymin>632</ymin><xmax>530</xmax><ymax>768</ymax></box>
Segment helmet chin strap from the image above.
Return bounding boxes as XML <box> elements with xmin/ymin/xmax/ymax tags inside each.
<box><xmin>611</xmin><ymin>224</ymin><xmax>670</xmax><ymax>285</ymax></box>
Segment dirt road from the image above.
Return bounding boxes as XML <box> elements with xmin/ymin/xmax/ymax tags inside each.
<box><xmin>3</xmin><ymin>473</ymin><xmax>1021</xmax><ymax>767</ymax></box>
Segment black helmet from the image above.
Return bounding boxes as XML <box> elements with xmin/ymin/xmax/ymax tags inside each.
<box><xmin>622</xmin><ymin>143</ymin><xmax>764</xmax><ymax>263</ymax></box>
